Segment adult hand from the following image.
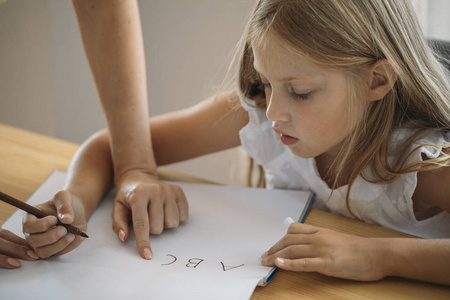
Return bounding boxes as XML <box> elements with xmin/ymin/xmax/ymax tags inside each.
<box><xmin>22</xmin><ymin>191</ymin><xmax>88</xmax><ymax>258</ymax></box>
<box><xmin>112</xmin><ymin>170</ymin><xmax>188</xmax><ymax>260</ymax></box>
<box><xmin>0</xmin><ymin>225</ymin><xmax>39</xmax><ymax>269</ymax></box>
<box><xmin>261</xmin><ymin>223</ymin><xmax>386</xmax><ymax>281</ymax></box>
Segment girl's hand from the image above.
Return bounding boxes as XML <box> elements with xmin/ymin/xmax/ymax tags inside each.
<box><xmin>22</xmin><ymin>191</ymin><xmax>87</xmax><ymax>258</ymax></box>
<box><xmin>261</xmin><ymin>223</ymin><xmax>386</xmax><ymax>281</ymax></box>
<box><xmin>0</xmin><ymin>225</ymin><xmax>39</xmax><ymax>269</ymax></box>
<box><xmin>111</xmin><ymin>170</ymin><xmax>188</xmax><ymax>260</ymax></box>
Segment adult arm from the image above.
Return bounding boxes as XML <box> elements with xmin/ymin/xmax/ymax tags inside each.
<box><xmin>72</xmin><ymin>0</ymin><xmax>154</xmax><ymax>181</ymax></box>
<box><xmin>72</xmin><ymin>0</ymin><xmax>165</xmax><ymax>260</ymax></box>
<box><xmin>23</xmin><ymin>92</ymin><xmax>249</xmax><ymax>259</ymax></box>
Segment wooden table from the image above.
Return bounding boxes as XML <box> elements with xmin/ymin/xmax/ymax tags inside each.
<box><xmin>1</xmin><ymin>123</ymin><xmax>449</xmax><ymax>299</ymax></box>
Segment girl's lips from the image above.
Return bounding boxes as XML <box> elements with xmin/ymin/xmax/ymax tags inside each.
<box><xmin>273</xmin><ymin>128</ymin><xmax>299</xmax><ymax>146</ymax></box>
<box><xmin>280</xmin><ymin>134</ymin><xmax>299</xmax><ymax>146</ymax></box>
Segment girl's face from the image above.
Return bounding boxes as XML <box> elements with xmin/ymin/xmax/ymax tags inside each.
<box><xmin>252</xmin><ymin>42</ymin><xmax>365</xmax><ymax>159</ymax></box>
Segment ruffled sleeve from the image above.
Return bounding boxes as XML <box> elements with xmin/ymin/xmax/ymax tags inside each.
<box><xmin>385</xmin><ymin>128</ymin><xmax>450</xmax><ymax>238</ymax></box>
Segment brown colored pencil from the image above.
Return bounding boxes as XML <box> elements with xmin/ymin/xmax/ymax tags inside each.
<box><xmin>0</xmin><ymin>191</ymin><xmax>88</xmax><ymax>238</ymax></box>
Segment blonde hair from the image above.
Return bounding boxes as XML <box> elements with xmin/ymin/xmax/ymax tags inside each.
<box><xmin>236</xmin><ymin>0</ymin><xmax>450</xmax><ymax>218</ymax></box>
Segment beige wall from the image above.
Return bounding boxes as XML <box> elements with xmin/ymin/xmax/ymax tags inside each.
<box><xmin>0</xmin><ymin>1</ymin><xmax>56</xmax><ymax>137</ymax></box>
<box><xmin>0</xmin><ymin>0</ymin><xmax>254</xmax><ymax>185</ymax></box>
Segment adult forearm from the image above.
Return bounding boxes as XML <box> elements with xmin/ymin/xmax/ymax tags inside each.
<box><xmin>72</xmin><ymin>0</ymin><xmax>155</xmax><ymax>179</ymax></box>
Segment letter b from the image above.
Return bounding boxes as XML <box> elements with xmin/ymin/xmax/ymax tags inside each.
<box><xmin>186</xmin><ymin>258</ymin><xmax>204</xmax><ymax>268</ymax></box>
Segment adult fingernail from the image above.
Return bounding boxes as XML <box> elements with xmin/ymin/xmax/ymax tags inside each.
<box><xmin>27</xmin><ymin>250</ymin><xmax>39</xmax><ymax>259</ymax></box>
<box><xmin>118</xmin><ymin>230</ymin><xmax>125</xmax><ymax>242</ymax></box>
<box><xmin>143</xmin><ymin>248</ymin><xmax>153</xmax><ymax>260</ymax></box>
<box><xmin>7</xmin><ymin>258</ymin><xmax>21</xmax><ymax>267</ymax></box>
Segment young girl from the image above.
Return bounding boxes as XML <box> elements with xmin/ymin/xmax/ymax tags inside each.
<box><xmin>23</xmin><ymin>0</ymin><xmax>450</xmax><ymax>285</ymax></box>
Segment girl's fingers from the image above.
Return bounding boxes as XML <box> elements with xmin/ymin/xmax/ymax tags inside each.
<box><xmin>25</xmin><ymin>226</ymin><xmax>68</xmax><ymax>249</ymax></box>
<box><xmin>287</xmin><ymin>222</ymin><xmax>319</xmax><ymax>234</ymax></box>
<box><xmin>55</xmin><ymin>235</ymin><xmax>85</xmax><ymax>256</ymax></box>
<box><xmin>265</xmin><ymin>232</ymin><xmax>313</xmax><ymax>257</ymax></box>
<box><xmin>261</xmin><ymin>244</ymin><xmax>314</xmax><ymax>266</ymax></box>
<box><xmin>22</xmin><ymin>214</ymin><xmax>58</xmax><ymax>234</ymax></box>
<box><xmin>275</xmin><ymin>256</ymin><xmax>323</xmax><ymax>273</ymax></box>
<box><xmin>52</xmin><ymin>191</ymin><xmax>75</xmax><ymax>224</ymax></box>
<box><xmin>33</xmin><ymin>233</ymin><xmax>76</xmax><ymax>259</ymax></box>
<box><xmin>261</xmin><ymin>226</ymin><xmax>323</xmax><ymax>266</ymax></box>
<box><xmin>261</xmin><ymin>224</ymin><xmax>321</xmax><ymax>260</ymax></box>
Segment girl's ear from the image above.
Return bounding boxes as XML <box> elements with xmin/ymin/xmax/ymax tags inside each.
<box><xmin>367</xmin><ymin>59</ymin><xmax>397</xmax><ymax>101</ymax></box>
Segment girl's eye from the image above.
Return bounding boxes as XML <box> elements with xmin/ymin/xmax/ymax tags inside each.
<box><xmin>290</xmin><ymin>90</ymin><xmax>312</xmax><ymax>101</ymax></box>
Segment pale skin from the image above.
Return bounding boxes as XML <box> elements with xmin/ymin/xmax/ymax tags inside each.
<box><xmin>71</xmin><ymin>0</ymin><xmax>187</xmax><ymax>260</ymax></box>
<box><xmin>22</xmin><ymin>41</ymin><xmax>450</xmax><ymax>285</ymax></box>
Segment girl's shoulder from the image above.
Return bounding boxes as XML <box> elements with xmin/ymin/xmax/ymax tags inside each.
<box><xmin>389</xmin><ymin>126</ymin><xmax>450</xmax><ymax>158</ymax></box>
<box><xmin>392</xmin><ymin>126</ymin><xmax>450</xmax><ymax>219</ymax></box>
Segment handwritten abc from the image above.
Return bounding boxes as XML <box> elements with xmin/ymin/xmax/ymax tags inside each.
<box><xmin>161</xmin><ymin>254</ymin><xmax>244</xmax><ymax>271</ymax></box>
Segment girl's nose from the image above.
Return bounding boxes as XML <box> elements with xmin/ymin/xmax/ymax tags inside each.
<box><xmin>265</xmin><ymin>91</ymin><xmax>290</xmax><ymax>123</ymax></box>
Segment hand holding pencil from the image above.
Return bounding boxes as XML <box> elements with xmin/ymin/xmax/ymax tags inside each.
<box><xmin>21</xmin><ymin>190</ymin><xmax>88</xmax><ymax>258</ymax></box>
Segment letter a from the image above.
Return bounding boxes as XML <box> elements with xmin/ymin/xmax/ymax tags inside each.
<box><xmin>221</xmin><ymin>262</ymin><xmax>244</xmax><ymax>271</ymax></box>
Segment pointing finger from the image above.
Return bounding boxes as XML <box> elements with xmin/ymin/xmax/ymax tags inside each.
<box><xmin>112</xmin><ymin>200</ymin><xmax>131</xmax><ymax>242</ymax></box>
<box><xmin>131</xmin><ymin>200</ymin><xmax>152</xmax><ymax>260</ymax></box>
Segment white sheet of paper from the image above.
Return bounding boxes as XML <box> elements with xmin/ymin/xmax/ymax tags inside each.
<box><xmin>0</xmin><ymin>170</ymin><xmax>311</xmax><ymax>300</ymax></box>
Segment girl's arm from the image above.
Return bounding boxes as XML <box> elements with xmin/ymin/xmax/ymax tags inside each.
<box><xmin>383</xmin><ymin>163</ymin><xmax>450</xmax><ymax>285</ymax></box>
<box><xmin>150</xmin><ymin>92</ymin><xmax>248</xmax><ymax>165</ymax></box>
<box><xmin>377</xmin><ymin>237</ymin><xmax>450</xmax><ymax>285</ymax></box>
<box><xmin>22</xmin><ymin>130</ymin><xmax>114</xmax><ymax>258</ymax></box>
<box><xmin>64</xmin><ymin>130</ymin><xmax>114</xmax><ymax>220</ymax></box>
<box><xmin>23</xmin><ymin>92</ymin><xmax>249</xmax><ymax>258</ymax></box>
<box><xmin>262</xmin><ymin>224</ymin><xmax>450</xmax><ymax>285</ymax></box>
<box><xmin>261</xmin><ymin>166</ymin><xmax>450</xmax><ymax>285</ymax></box>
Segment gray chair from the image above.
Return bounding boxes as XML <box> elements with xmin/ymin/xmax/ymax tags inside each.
<box><xmin>428</xmin><ymin>38</ymin><xmax>450</xmax><ymax>71</ymax></box>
